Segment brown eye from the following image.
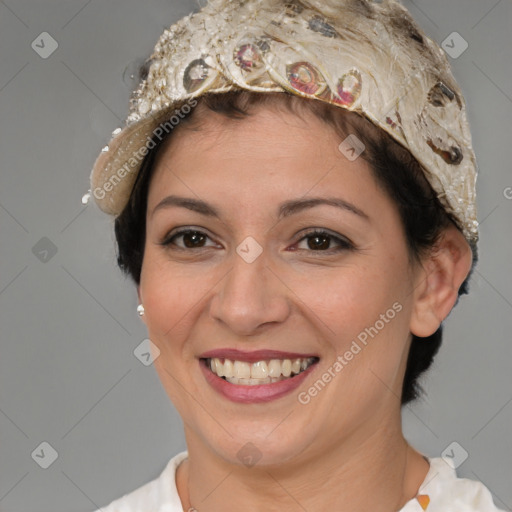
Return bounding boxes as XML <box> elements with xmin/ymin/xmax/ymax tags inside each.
<box><xmin>294</xmin><ymin>229</ymin><xmax>353</xmax><ymax>253</ymax></box>
<box><xmin>306</xmin><ymin>233</ymin><xmax>331</xmax><ymax>250</ymax></box>
<box><xmin>161</xmin><ymin>229</ymin><xmax>215</xmax><ymax>249</ymax></box>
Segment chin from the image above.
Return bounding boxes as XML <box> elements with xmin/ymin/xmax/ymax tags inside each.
<box><xmin>204</xmin><ymin>421</ymin><xmax>318</xmax><ymax>469</ymax></box>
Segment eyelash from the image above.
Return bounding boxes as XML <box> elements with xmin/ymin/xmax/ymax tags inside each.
<box><xmin>160</xmin><ymin>228</ymin><xmax>354</xmax><ymax>254</ymax></box>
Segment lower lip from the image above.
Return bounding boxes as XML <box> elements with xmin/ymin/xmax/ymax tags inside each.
<box><xmin>199</xmin><ymin>359</ymin><xmax>318</xmax><ymax>403</ymax></box>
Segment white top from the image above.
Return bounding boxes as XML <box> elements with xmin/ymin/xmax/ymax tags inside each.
<box><xmin>92</xmin><ymin>451</ymin><xmax>505</xmax><ymax>512</ymax></box>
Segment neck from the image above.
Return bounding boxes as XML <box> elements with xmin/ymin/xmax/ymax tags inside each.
<box><xmin>176</xmin><ymin>415</ymin><xmax>430</xmax><ymax>512</ymax></box>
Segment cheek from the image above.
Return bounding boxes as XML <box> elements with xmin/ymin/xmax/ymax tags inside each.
<box><xmin>139</xmin><ymin>255</ymin><xmax>199</xmax><ymax>348</ymax></box>
<box><xmin>290</xmin><ymin>260</ymin><xmax>408</xmax><ymax>336</ymax></box>
<box><xmin>289</xmin><ymin>260</ymin><xmax>412</xmax><ymax>392</ymax></box>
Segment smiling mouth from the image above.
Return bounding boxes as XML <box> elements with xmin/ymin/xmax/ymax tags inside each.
<box><xmin>201</xmin><ymin>357</ymin><xmax>319</xmax><ymax>385</ymax></box>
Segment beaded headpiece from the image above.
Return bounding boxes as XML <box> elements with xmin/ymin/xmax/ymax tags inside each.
<box><xmin>88</xmin><ymin>0</ymin><xmax>479</xmax><ymax>245</ymax></box>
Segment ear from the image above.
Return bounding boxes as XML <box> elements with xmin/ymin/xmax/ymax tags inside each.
<box><xmin>410</xmin><ymin>224</ymin><xmax>473</xmax><ymax>338</ymax></box>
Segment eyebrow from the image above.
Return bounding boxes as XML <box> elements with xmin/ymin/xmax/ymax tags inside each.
<box><xmin>151</xmin><ymin>195</ymin><xmax>369</xmax><ymax>221</ymax></box>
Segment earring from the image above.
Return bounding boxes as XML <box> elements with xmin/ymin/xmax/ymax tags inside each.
<box><xmin>137</xmin><ymin>304</ymin><xmax>145</xmax><ymax>316</ymax></box>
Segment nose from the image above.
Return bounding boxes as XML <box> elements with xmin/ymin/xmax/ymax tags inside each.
<box><xmin>209</xmin><ymin>248</ymin><xmax>291</xmax><ymax>336</ymax></box>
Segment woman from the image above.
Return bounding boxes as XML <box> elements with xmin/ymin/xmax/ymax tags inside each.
<box><xmin>86</xmin><ymin>0</ymin><xmax>503</xmax><ymax>510</ymax></box>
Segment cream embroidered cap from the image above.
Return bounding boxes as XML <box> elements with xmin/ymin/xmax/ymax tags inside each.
<box><xmin>88</xmin><ymin>0</ymin><xmax>479</xmax><ymax>245</ymax></box>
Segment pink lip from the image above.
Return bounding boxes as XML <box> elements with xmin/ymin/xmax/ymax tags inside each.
<box><xmin>198</xmin><ymin>348</ymin><xmax>318</xmax><ymax>363</ymax></box>
<box><xmin>199</xmin><ymin>358</ymin><xmax>319</xmax><ymax>404</ymax></box>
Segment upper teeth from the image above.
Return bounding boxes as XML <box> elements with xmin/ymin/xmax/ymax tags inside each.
<box><xmin>207</xmin><ymin>357</ymin><xmax>316</xmax><ymax>380</ymax></box>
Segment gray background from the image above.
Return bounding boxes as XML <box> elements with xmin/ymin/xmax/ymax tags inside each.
<box><xmin>0</xmin><ymin>0</ymin><xmax>511</xmax><ymax>511</ymax></box>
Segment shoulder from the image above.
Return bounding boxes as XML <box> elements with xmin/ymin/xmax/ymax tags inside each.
<box><xmin>403</xmin><ymin>457</ymin><xmax>506</xmax><ymax>512</ymax></box>
<box><xmin>89</xmin><ymin>450</ymin><xmax>188</xmax><ymax>512</ymax></box>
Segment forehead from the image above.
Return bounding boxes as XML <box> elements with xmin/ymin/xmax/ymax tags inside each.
<box><xmin>159</xmin><ymin>103</ymin><xmax>338</xmax><ymax>158</ymax></box>
<box><xmin>151</xmin><ymin>104</ymin><xmax>366</xmax><ymax>182</ymax></box>
<box><xmin>145</xmin><ymin>104</ymin><xmax>386</xmax><ymax>223</ymax></box>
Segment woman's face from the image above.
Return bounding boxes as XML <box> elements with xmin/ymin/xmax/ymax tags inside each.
<box><xmin>138</xmin><ymin>104</ymin><xmax>425</xmax><ymax>466</ymax></box>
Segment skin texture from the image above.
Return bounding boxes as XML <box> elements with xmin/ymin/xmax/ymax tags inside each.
<box><xmin>137</xmin><ymin>103</ymin><xmax>472</xmax><ymax>511</ymax></box>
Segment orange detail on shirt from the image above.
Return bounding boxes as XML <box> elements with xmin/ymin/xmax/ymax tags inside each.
<box><xmin>417</xmin><ymin>494</ymin><xmax>430</xmax><ymax>510</ymax></box>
